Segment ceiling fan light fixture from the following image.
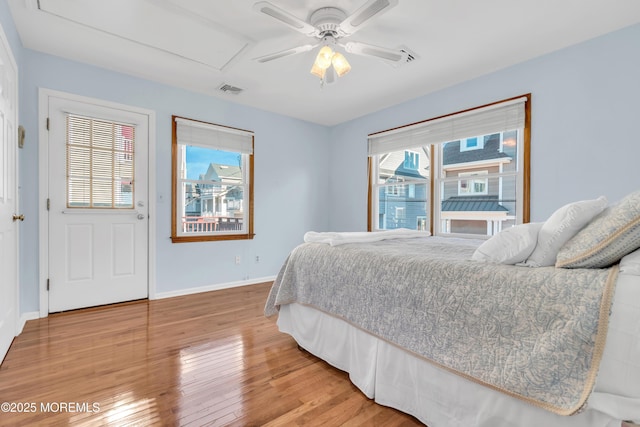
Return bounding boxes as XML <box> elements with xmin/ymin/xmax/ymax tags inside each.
<box><xmin>310</xmin><ymin>61</ymin><xmax>326</xmax><ymax>79</ymax></box>
<box><xmin>331</xmin><ymin>52</ymin><xmax>351</xmax><ymax>76</ymax></box>
<box><xmin>253</xmin><ymin>0</ymin><xmax>404</xmax><ymax>86</ymax></box>
<box><xmin>315</xmin><ymin>46</ymin><xmax>334</xmax><ymax>69</ymax></box>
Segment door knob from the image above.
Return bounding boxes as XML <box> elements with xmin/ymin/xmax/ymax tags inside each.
<box><xmin>12</xmin><ymin>214</ymin><xmax>24</xmax><ymax>222</ymax></box>
<box><xmin>137</xmin><ymin>214</ymin><xmax>145</xmax><ymax>220</ymax></box>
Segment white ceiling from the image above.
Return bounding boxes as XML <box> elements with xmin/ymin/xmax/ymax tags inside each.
<box><xmin>8</xmin><ymin>0</ymin><xmax>640</xmax><ymax>126</ymax></box>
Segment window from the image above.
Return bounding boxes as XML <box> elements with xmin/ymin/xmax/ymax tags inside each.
<box><xmin>171</xmin><ymin>116</ymin><xmax>254</xmax><ymax>243</ymax></box>
<box><xmin>404</xmin><ymin>150</ymin><xmax>419</xmax><ymax>170</ymax></box>
<box><xmin>66</xmin><ymin>114</ymin><xmax>135</xmax><ymax>209</ymax></box>
<box><xmin>460</xmin><ymin>136</ymin><xmax>484</xmax><ymax>151</ymax></box>
<box><xmin>368</xmin><ymin>95</ymin><xmax>530</xmax><ymax>238</ymax></box>
<box><xmin>458</xmin><ymin>171</ymin><xmax>488</xmax><ymax>195</ymax></box>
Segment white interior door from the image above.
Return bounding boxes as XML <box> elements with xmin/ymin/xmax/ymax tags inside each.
<box><xmin>47</xmin><ymin>95</ymin><xmax>149</xmax><ymax>312</ymax></box>
<box><xmin>0</xmin><ymin>24</ymin><xmax>18</xmax><ymax>363</ymax></box>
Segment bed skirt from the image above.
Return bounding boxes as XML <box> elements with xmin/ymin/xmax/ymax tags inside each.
<box><xmin>276</xmin><ymin>269</ymin><xmax>640</xmax><ymax>426</ymax></box>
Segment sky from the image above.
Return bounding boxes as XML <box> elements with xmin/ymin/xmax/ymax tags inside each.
<box><xmin>185</xmin><ymin>146</ymin><xmax>241</xmax><ymax>179</ymax></box>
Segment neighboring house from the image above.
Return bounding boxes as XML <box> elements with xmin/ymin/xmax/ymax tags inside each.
<box><xmin>378</xmin><ymin>131</ymin><xmax>517</xmax><ymax>235</ymax></box>
<box><xmin>183</xmin><ymin>163</ymin><xmax>244</xmax><ymax>232</ymax></box>
<box><xmin>185</xmin><ymin>163</ymin><xmax>243</xmax><ymax>218</ymax></box>
<box><xmin>441</xmin><ymin>131</ymin><xmax>517</xmax><ymax>235</ymax></box>
<box><xmin>377</xmin><ymin>148</ymin><xmax>430</xmax><ymax>231</ymax></box>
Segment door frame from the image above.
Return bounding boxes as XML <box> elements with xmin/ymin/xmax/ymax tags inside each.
<box><xmin>38</xmin><ymin>88</ymin><xmax>157</xmax><ymax>317</ymax></box>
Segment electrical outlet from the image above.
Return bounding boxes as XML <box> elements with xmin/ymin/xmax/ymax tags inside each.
<box><xmin>235</xmin><ymin>255</ymin><xmax>241</xmax><ymax>265</ymax></box>
<box><xmin>255</xmin><ymin>255</ymin><xmax>260</xmax><ymax>263</ymax></box>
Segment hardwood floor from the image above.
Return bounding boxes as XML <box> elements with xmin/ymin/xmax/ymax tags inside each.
<box><xmin>0</xmin><ymin>282</ymin><xmax>423</xmax><ymax>426</ymax></box>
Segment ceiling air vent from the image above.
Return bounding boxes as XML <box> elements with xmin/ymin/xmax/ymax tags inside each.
<box><xmin>218</xmin><ymin>83</ymin><xmax>244</xmax><ymax>95</ymax></box>
<box><xmin>399</xmin><ymin>46</ymin><xmax>418</xmax><ymax>64</ymax></box>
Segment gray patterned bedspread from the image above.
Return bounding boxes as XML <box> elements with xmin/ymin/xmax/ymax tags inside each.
<box><xmin>264</xmin><ymin>237</ymin><xmax>618</xmax><ymax>415</ymax></box>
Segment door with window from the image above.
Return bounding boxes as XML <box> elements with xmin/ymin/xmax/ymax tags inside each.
<box><xmin>47</xmin><ymin>94</ymin><xmax>149</xmax><ymax>312</ymax></box>
<box><xmin>0</xmin><ymin>26</ymin><xmax>18</xmax><ymax>362</ymax></box>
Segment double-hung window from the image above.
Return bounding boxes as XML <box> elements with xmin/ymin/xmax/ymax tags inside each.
<box><xmin>368</xmin><ymin>95</ymin><xmax>530</xmax><ymax>238</ymax></box>
<box><xmin>171</xmin><ymin>116</ymin><xmax>254</xmax><ymax>243</ymax></box>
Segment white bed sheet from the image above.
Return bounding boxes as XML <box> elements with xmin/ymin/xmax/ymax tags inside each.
<box><xmin>276</xmin><ymin>270</ymin><xmax>640</xmax><ymax>427</ymax></box>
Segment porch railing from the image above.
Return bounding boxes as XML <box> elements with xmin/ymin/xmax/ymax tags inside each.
<box><xmin>182</xmin><ymin>216</ymin><xmax>243</xmax><ymax>232</ymax></box>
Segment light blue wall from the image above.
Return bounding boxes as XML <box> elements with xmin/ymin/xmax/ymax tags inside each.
<box><xmin>3</xmin><ymin>1</ymin><xmax>639</xmax><ymax>315</ymax></box>
<box><xmin>15</xmin><ymin>49</ymin><xmax>330</xmax><ymax>312</ymax></box>
<box><xmin>328</xmin><ymin>23</ymin><xmax>640</xmax><ymax>231</ymax></box>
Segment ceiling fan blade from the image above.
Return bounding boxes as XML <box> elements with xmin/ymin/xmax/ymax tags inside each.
<box><xmin>253</xmin><ymin>44</ymin><xmax>316</xmax><ymax>63</ymax></box>
<box><xmin>344</xmin><ymin>41</ymin><xmax>409</xmax><ymax>64</ymax></box>
<box><xmin>253</xmin><ymin>2</ymin><xmax>319</xmax><ymax>37</ymax></box>
<box><xmin>338</xmin><ymin>0</ymin><xmax>398</xmax><ymax>36</ymax></box>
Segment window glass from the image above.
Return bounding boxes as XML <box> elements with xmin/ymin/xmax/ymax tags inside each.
<box><xmin>375</xmin><ymin>148</ymin><xmax>430</xmax><ymax>230</ymax></box>
<box><xmin>439</xmin><ymin>131</ymin><xmax>519</xmax><ymax>236</ymax></box>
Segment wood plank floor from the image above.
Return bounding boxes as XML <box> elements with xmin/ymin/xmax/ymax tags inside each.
<box><xmin>0</xmin><ymin>282</ymin><xmax>423</xmax><ymax>426</ymax></box>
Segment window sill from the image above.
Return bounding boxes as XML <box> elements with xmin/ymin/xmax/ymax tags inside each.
<box><xmin>171</xmin><ymin>233</ymin><xmax>255</xmax><ymax>243</ymax></box>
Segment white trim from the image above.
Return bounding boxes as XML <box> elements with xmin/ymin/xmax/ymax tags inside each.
<box><xmin>17</xmin><ymin>312</ymin><xmax>40</xmax><ymax>335</ymax></box>
<box><xmin>441</xmin><ymin>211</ymin><xmax>510</xmax><ymax>220</ymax></box>
<box><xmin>148</xmin><ymin>112</ymin><xmax>157</xmax><ymax>301</ymax></box>
<box><xmin>38</xmin><ymin>90</ymin><xmax>48</xmax><ymax>318</ymax></box>
<box><xmin>38</xmin><ymin>88</ymin><xmax>157</xmax><ymax>316</ymax></box>
<box><xmin>153</xmin><ymin>276</ymin><xmax>277</xmax><ymax>300</ymax></box>
<box><xmin>443</xmin><ymin>157</ymin><xmax>512</xmax><ymax>171</ymax></box>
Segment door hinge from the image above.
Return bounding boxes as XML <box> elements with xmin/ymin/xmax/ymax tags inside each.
<box><xmin>46</xmin><ymin>117</ymin><xmax>50</xmax><ymax>131</ymax></box>
<box><xmin>46</xmin><ymin>278</ymin><xmax>50</xmax><ymax>291</ymax></box>
<box><xmin>47</xmin><ymin>198</ymin><xmax>50</xmax><ymax>211</ymax></box>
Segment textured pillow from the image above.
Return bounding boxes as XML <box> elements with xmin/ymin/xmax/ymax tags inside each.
<box><xmin>620</xmin><ymin>248</ymin><xmax>640</xmax><ymax>276</ymax></box>
<box><xmin>472</xmin><ymin>222</ymin><xmax>543</xmax><ymax>264</ymax></box>
<box><xmin>556</xmin><ymin>190</ymin><xmax>640</xmax><ymax>268</ymax></box>
<box><xmin>523</xmin><ymin>196</ymin><xmax>608</xmax><ymax>267</ymax></box>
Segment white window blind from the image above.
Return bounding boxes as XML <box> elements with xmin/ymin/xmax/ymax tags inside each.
<box><xmin>175</xmin><ymin>117</ymin><xmax>253</xmax><ymax>154</ymax></box>
<box><xmin>368</xmin><ymin>97</ymin><xmax>526</xmax><ymax>156</ymax></box>
<box><xmin>66</xmin><ymin>114</ymin><xmax>135</xmax><ymax>208</ymax></box>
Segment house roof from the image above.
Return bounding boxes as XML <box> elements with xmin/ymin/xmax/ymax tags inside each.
<box><xmin>379</xmin><ymin>148</ymin><xmax>430</xmax><ymax>179</ymax></box>
<box><xmin>441</xmin><ymin>195</ymin><xmax>509</xmax><ymax>212</ymax></box>
<box><xmin>443</xmin><ymin>135</ymin><xmax>511</xmax><ymax>166</ymax></box>
<box><xmin>201</xmin><ymin>164</ymin><xmax>242</xmax><ymax>182</ymax></box>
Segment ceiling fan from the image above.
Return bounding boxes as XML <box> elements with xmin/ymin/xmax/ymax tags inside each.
<box><xmin>253</xmin><ymin>0</ymin><xmax>409</xmax><ymax>85</ymax></box>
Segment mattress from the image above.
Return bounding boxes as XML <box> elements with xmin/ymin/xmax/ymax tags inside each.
<box><xmin>276</xmin><ymin>269</ymin><xmax>640</xmax><ymax>427</ymax></box>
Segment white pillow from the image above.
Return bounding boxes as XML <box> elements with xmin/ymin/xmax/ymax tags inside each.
<box><xmin>620</xmin><ymin>248</ymin><xmax>640</xmax><ymax>276</ymax></box>
<box><xmin>523</xmin><ymin>196</ymin><xmax>608</xmax><ymax>267</ymax></box>
<box><xmin>472</xmin><ymin>222</ymin><xmax>543</xmax><ymax>264</ymax></box>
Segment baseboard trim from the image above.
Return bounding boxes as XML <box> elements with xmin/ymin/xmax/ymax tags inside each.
<box><xmin>154</xmin><ymin>276</ymin><xmax>277</xmax><ymax>300</ymax></box>
<box><xmin>17</xmin><ymin>311</ymin><xmax>40</xmax><ymax>335</ymax></box>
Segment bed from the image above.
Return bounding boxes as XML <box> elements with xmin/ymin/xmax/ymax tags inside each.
<box><xmin>265</xmin><ymin>193</ymin><xmax>640</xmax><ymax>427</ymax></box>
